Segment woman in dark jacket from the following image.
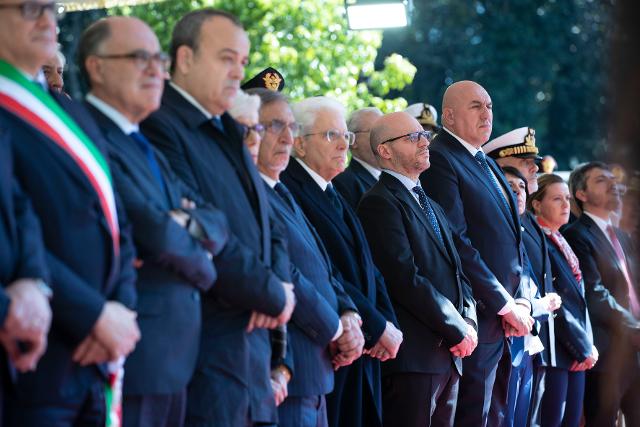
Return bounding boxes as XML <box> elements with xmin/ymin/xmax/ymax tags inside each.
<box><xmin>529</xmin><ymin>173</ymin><xmax>598</xmax><ymax>427</ymax></box>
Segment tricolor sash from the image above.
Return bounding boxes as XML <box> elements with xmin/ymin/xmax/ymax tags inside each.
<box><xmin>0</xmin><ymin>60</ymin><xmax>120</xmax><ymax>254</ymax></box>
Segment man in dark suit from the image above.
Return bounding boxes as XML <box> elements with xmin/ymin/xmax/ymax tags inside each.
<box><xmin>0</xmin><ymin>4</ymin><xmax>140</xmax><ymax>425</ymax></box>
<box><xmin>281</xmin><ymin>96</ymin><xmax>401</xmax><ymax>427</ymax></box>
<box><xmin>358</xmin><ymin>111</ymin><xmax>478</xmax><ymax>426</ymax></box>
<box><xmin>140</xmin><ymin>9</ymin><xmax>295</xmax><ymax>427</ymax></box>
<box><xmin>333</xmin><ymin>107</ymin><xmax>382</xmax><ymax>210</ymax></box>
<box><xmin>484</xmin><ymin>128</ymin><xmax>560</xmax><ymax>426</ymax></box>
<box><xmin>249</xmin><ymin>87</ymin><xmax>364</xmax><ymax>427</ymax></box>
<box><xmin>564</xmin><ymin>161</ymin><xmax>640</xmax><ymax>426</ymax></box>
<box><xmin>79</xmin><ymin>17</ymin><xmax>230</xmax><ymax>427</ymax></box>
<box><xmin>420</xmin><ymin>80</ymin><xmax>534</xmax><ymax>427</ymax></box>
<box><xmin>0</xmin><ymin>126</ymin><xmax>51</xmax><ymax>422</ymax></box>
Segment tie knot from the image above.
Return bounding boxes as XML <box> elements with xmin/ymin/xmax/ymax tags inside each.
<box><xmin>412</xmin><ymin>185</ymin><xmax>426</xmax><ymax>196</ymax></box>
<box><xmin>474</xmin><ymin>151</ymin><xmax>486</xmax><ymax>162</ymax></box>
<box><xmin>212</xmin><ymin>116</ymin><xmax>225</xmax><ymax>134</ymax></box>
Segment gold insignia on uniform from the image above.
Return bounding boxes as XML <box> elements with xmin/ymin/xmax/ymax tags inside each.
<box><xmin>420</xmin><ymin>108</ymin><xmax>433</xmax><ymax>122</ymax></box>
<box><xmin>524</xmin><ymin>128</ymin><xmax>536</xmax><ymax>146</ymax></box>
<box><xmin>263</xmin><ymin>72</ymin><xmax>282</xmax><ymax>91</ymax></box>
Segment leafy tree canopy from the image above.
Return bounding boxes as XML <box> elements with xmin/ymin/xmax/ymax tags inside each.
<box><xmin>112</xmin><ymin>0</ymin><xmax>416</xmax><ymax>112</ymax></box>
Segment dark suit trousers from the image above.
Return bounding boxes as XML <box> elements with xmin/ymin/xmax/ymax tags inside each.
<box><xmin>528</xmin><ymin>365</ymin><xmax>546</xmax><ymax>427</ymax></box>
<box><xmin>540</xmin><ymin>367</ymin><xmax>584</xmax><ymax>427</ymax></box>
<box><xmin>7</xmin><ymin>377</ymin><xmax>106</xmax><ymax>427</ymax></box>
<box><xmin>123</xmin><ymin>389</ymin><xmax>186</xmax><ymax>427</ymax></box>
<box><xmin>278</xmin><ymin>395</ymin><xmax>328</xmax><ymax>427</ymax></box>
<box><xmin>506</xmin><ymin>352</ymin><xmax>534</xmax><ymax>427</ymax></box>
<box><xmin>584</xmin><ymin>365</ymin><xmax>640</xmax><ymax>427</ymax></box>
<box><xmin>454</xmin><ymin>339</ymin><xmax>510</xmax><ymax>427</ymax></box>
<box><xmin>382</xmin><ymin>370</ymin><xmax>459</xmax><ymax>427</ymax></box>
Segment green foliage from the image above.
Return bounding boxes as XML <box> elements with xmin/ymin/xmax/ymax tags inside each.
<box><xmin>112</xmin><ymin>0</ymin><xmax>416</xmax><ymax>112</ymax></box>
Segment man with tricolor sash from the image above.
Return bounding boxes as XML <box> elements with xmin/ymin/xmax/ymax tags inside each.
<box><xmin>0</xmin><ymin>1</ymin><xmax>140</xmax><ymax>425</ymax></box>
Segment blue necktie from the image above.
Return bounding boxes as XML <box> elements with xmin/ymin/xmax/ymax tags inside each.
<box><xmin>130</xmin><ymin>131</ymin><xmax>166</xmax><ymax>191</ymax></box>
<box><xmin>211</xmin><ymin>116</ymin><xmax>225</xmax><ymax>134</ymax></box>
<box><xmin>412</xmin><ymin>185</ymin><xmax>444</xmax><ymax>245</ymax></box>
<box><xmin>325</xmin><ymin>184</ymin><xmax>343</xmax><ymax>216</ymax></box>
<box><xmin>274</xmin><ymin>182</ymin><xmax>297</xmax><ymax>212</ymax></box>
<box><xmin>474</xmin><ymin>151</ymin><xmax>510</xmax><ymax>212</ymax></box>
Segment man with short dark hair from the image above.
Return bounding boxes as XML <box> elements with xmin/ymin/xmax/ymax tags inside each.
<box><xmin>358</xmin><ymin>111</ymin><xmax>477</xmax><ymax>426</ymax></box>
<box><xmin>334</xmin><ymin>107</ymin><xmax>383</xmax><ymax>210</ymax></box>
<box><xmin>141</xmin><ymin>9</ymin><xmax>295</xmax><ymax>426</ymax></box>
<box><xmin>79</xmin><ymin>16</ymin><xmax>230</xmax><ymax>427</ymax></box>
<box><xmin>0</xmin><ymin>1</ymin><xmax>140</xmax><ymax>425</ymax></box>
<box><xmin>564</xmin><ymin>161</ymin><xmax>640</xmax><ymax>427</ymax></box>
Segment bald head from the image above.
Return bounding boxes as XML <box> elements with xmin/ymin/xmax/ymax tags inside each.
<box><xmin>371</xmin><ymin>112</ymin><xmax>430</xmax><ymax>180</ymax></box>
<box><xmin>441</xmin><ymin>80</ymin><xmax>493</xmax><ymax>147</ymax></box>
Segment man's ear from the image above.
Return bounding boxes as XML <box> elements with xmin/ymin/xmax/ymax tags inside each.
<box><xmin>175</xmin><ymin>45</ymin><xmax>194</xmax><ymax>75</ymax></box>
<box><xmin>84</xmin><ymin>56</ymin><xmax>104</xmax><ymax>86</ymax></box>
<box><xmin>376</xmin><ymin>143</ymin><xmax>392</xmax><ymax>160</ymax></box>
<box><xmin>293</xmin><ymin>136</ymin><xmax>305</xmax><ymax>158</ymax></box>
<box><xmin>575</xmin><ymin>189</ymin><xmax>588</xmax><ymax>204</ymax></box>
<box><xmin>442</xmin><ymin>107</ymin><xmax>454</xmax><ymax>127</ymax></box>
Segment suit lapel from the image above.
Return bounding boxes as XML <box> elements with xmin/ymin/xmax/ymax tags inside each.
<box><xmin>580</xmin><ymin>215</ymin><xmax>627</xmax><ymax>278</ymax></box>
<box><xmin>381</xmin><ymin>173</ymin><xmax>450</xmax><ymax>260</ymax></box>
<box><xmin>548</xmin><ymin>240</ymin><xmax>585</xmax><ymax>303</ymax></box>
<box><xmin>350</xmin><ymin>160</ymin><xmax>377</xmax><ymax>189</ymax></box>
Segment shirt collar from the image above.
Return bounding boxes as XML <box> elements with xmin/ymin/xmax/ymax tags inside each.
<box><xmin>86</xmin><ymin>93</ymin><xmax>138</xmax><ymax>135</ymax></box>
<box><xmin>352</xmin><ymin>157</ymin><xmax>381</xmax><ymax>180</ymax></box>
<box><xmin>169</xmin><ymin>81</ymin><xmax>214</xmax><ymax>120</ymax></box>
<box><xmin>382</xmin><ymin>168</ymin><xmax>420</xmax><ymax>192</ymax></box>
<box><xmin>442</xmin><ymin>127</ymin><xmax>484</xmax><ymax>157</ymax></box>
<box><xmin>583</xmin><ymin>211</ymin><xmax>612</xmax><ymax>234</ymax></box>
<box><xmin>260</xmin><ymin>172</ymin><xmax>278</xmax><ymax>189</ymax></box>
<box><xmin>294</xmin><ymin>157</ymin><xmax>330</xmax><ymax>191</ymax></box>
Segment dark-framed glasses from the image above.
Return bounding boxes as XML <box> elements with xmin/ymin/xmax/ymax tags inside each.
<box><xmin>263</xmin><ymin>119</ymin><xmax>300</xmax><ymax>137</ymax></box>
<box><xmin>242</xmin><ymin>123</ymin><xmax>266</xmax><ymax>139</ymax></box>
<box><xmin>380</xmin><ymin>130</ymin><xmax>433</xmax><ymax>145</ymax></box>
<box><xmin>95</xmin><ymin>50</ymin><xmax>170</xmax><ymax>71</ymax></box>
<box><xmin>303</xmin><ymin>129</ymin><xmax>355</xmax><ymax>146</ymax></box>
<box><xmin>0</xmin><ymin>1</ymin><xmax>66</xmax><ymax>20</ymax></box>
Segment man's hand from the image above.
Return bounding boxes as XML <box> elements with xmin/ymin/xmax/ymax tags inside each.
<box><xmin>332</xmin><ymin>312</ymin><xmax>364</xmax><ymax>370</ymax></box>
<box><xmin>0</xmin><ymin>328</ymin><xmax>47</xmax><ymax>372</ymax></box>
<box><xmin>364</xmin><ymin>321</ymin><xmax>403</xmax><ymax>362</ymax></box>
<box><xmin>501</xmin><ymin>304</ymin><xmax>534</xmax><ymax>337</ymax></box>
<box><xmin>4</xmin><ymin>278</ymin><xmax>52</xmax><ymax>336</ymax></box>
<box><xmin>169</xmin><ymin>209</ymin><xmax>190</xmax><ymax>228</ymax></box>
<box><xmin>540</xmin><ymin>293</ymin><xmax>562</xmax><ymax>312</ymax></box>
<box><xmin>449</xmin><ymin>323</ymin><xmax>478</xmax><ymax>358</ymax></box>
<box><xmin>72</xmin><ymin>334</ymin><xmax>111</xmax><ymax>366</ymax></box>
<box><xmin>570</xmin><ymin>345</ymin><xmax>599</xmax><ymax>371</ymax></box>
<box><xmin>92</xmin><ymin>301</ymin><xmax>140</xmax><ymax>359</ymax></box>
<box><xmin>247</xmin><ymin>282</ymin><xmax>296</xmax><ymax>332</ymax></box>
<box><xmin>270</xmin><ymin>366</ymin><xmax>290</xmax><ymax>406</ymax></box>
<box><xmin>0</xmin><ymin>278</ymin><xmax>53</xmax><ymax>372</ymax></box>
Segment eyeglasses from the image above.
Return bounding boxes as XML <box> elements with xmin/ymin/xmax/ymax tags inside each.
<box><xmin>242</xmin><ymin>123</ymin><xmax>265</xmax><ymax>139</ymax></box>
<box><xmin>95</xmin><ymin>50</ymin><xmax>170</xmax><ymax>71</ymax></box>
<box><xmin>303</xmin><ymin>129</ymin><xmax>355</xmax><ymax>146</ymax></box>
<box><xmin>380</xmin><ymin>130</ymin><xmax>433</xmax><ymax>145</ymax></box>
<box><xmin>262</xmin><ymin>119</ymin><xmax>300</xmax><ymax>137</ymax></box>
<box><xmin>0</xmin><ymin>1</ymin><xmax>65</xmax><ymax>20</ymax></box>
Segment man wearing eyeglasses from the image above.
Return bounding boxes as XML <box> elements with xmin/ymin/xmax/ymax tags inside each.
<box><xmin>247</xmin><ymin>87</ymin><xmax>363</xmax><ymax>427</ymax></box>
<box><xmin>0</xmin><ymin>2</ymin><xmax>141</xmax><ymax>426</ymax></box>
<box><xmin>333</xmin><ymin>107</ymin><xmax>383</xmax><ymax>210</ymax></box>
<box><xmin>357</xmin><ymin>111</ymin><xmax>477</xmax><ymax>427</ymax></box>
<box><xmin>419</xmin><ymin>81</ymin><xmax>534</xmax><ymax>427</ymax></box>
<box><xmin>140</xmin><ymin>8</ymin><xmax>296</xmax><ymax>427</ymax></box>
<box><xmin>79</xmin><ymin>17</ymin><xmax>231</xmax><ymax>427</ymax></box>
<box><xmin>280</xmin><ymin>96</ymin><xmax>401</xmax><ymax>427</ymax></box>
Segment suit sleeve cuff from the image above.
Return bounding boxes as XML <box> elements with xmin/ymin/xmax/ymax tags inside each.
<box><xmin>498</xmin><ymin>299</ymin><xmax>516</xmax><ymax>316</ymax></box>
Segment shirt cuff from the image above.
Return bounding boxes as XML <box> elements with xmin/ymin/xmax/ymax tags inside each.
<box><xmin>332</xmin><ymin>318</ymin><xmax>344</xmax><ymax>341</ymax></box>
<box><xmin>498</xmin><ymin>298</ymin><xmax>516</xmax><ymax>316</ymax></box>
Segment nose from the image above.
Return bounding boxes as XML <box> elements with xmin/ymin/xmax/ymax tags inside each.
<box><xmin>231</xmin><ymin>61</ymin><xmax>245</xmax><ymax>81</ymax></box>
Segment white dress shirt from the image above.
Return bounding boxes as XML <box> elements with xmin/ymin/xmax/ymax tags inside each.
<box><xmin>86</xmin><ymin>93</ymin><xmax>138</xmax><ymax>134</ymax></box>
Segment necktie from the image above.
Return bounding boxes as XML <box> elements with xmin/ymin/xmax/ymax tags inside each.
<box><xmin>325</xmin><ymin>184</ymin><xmax>343</xmax><ymax>216</ymax></box>
<box><xmin>606</xmin><ymin>225</ymin><xmax>640</xmax><ymax>317</ymax></box>
<box><xmin>274</xmin><ymin>182</ymin><xmax>297</xmax><ymax>211</ymax></box>
<box><xmin>211</xmin><ymin>116</ymin><xmax>225</xmax><ymax>134</ymax></box>
<box><xmin>412</xmin><ymin>186</ymin><xmax>444</xmax><ymax>245</ymax></box>
<box><xmin>130</xmin><ymin>131</ymin><xmax>166</xmax><ymax>191</ymax></box>
<box><xmin>474</xmin><ymin>151</ymin><xmax>510</xmax><ymax>213</ymax></box>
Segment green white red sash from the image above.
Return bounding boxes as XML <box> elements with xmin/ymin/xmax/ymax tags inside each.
<box><xmin>0</xmin><ymin>60</ymin><xmax>119</xmax><ymax>254</ymax></box>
